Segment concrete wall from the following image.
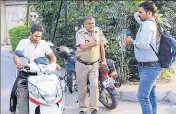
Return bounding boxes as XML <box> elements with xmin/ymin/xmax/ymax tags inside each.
<box><xmin>1</xmin><ymin>1</ymin><xmax>7</xmax><ymax>45</ymax></box>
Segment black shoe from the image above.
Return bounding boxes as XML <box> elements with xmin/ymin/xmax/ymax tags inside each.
<box><xmin>91</xmin><ymin>109</ymin><xmax>100</xmax><ymax>114</ymax></box>
<box><xmin>79</xmin><ymin>111</ymin><xmax>86</xmax><ymax>114</ymax></box>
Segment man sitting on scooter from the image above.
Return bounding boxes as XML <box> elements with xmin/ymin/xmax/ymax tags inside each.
<box><xmin>9</xmin><ymin>24</ymin><xmax>60</xmax><ymax>114</ymax></box>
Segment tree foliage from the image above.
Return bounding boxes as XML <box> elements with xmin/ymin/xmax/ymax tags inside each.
<box><xmin>29</xmin><ymin>0</ymin><xmax>175</xmax><ymax>82</ymax></box>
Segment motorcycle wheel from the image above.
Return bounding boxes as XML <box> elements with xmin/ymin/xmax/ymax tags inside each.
<box><xmin>67</xmin><ymin>71</ymin><xmax>76</xmax><ymax>93</ymax></box>
<box><xmin>99</xmin><ymin>85</ymin><xmax>118</xmax><ymax>110</ymax></box>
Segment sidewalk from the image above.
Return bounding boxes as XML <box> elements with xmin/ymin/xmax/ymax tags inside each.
<box><xmin>118</xmin><ymin>64</ymin><xmax>176</xmax><ymax>104</ymax></box>
<box><xmin>1</xmin><ymin>45</ymin><xmax>176</xmax><ymax>104</ymax></box>
<box><xmin>1</xmin><ymin>45</ymin><xmax>12</xmax><ymax>51</ymax></box>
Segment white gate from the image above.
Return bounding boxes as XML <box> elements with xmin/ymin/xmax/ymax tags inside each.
<box><xmin>5</xmin><ymin>1</ymin><xmax>27</xmax><ymax>44</ymax></box>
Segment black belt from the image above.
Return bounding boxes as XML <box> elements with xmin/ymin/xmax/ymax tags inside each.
<box><xmin>138</xmin><ymin>61</ymin><xmax>159</xmax><ymax>66</ymax></box>
<box><xmin>77</xmin><ymin>57</ymin><xmax>98</xmax><ymax>65</ymax></box>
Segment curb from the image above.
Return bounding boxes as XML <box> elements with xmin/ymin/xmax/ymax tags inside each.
<box><xmin>118</xmin><ymin>87</ymin><xmax>176</xmax><ymax>104</ymax></box>
<box><xmin>118</xmin><ymin>63</ymin><xmax>176</xmax><ymax>103</ymax></box>
<box><xmin>164</xmin><ymin>90</ymin><xmax>176</xmax><ymax>105</ymax></box>
<box><xmin>118</xmin><ymin>91</ymin><xmax>138</xmax><ymax>102</ymax></box>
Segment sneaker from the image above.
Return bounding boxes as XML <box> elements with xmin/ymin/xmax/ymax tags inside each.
<box><xmin>91</xmin><ymin>109</ymin><xmax>101</xmax><ymax>114</ymax></box>
<box><xmin>79</xmin><ymin>111</ymin><xmax>86</xmax><ymax>114</ymax></box>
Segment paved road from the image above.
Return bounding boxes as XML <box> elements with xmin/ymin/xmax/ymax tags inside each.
<box><xmin>1</xmin><ymin>48</ymin><xmax>176</xmax><ymax>114</ymax></box>
<box><xmin>1</xmin><ymin>50</ymin><xmax>16</xmax><ymax>114</ymax></box>
<box><xmin>64</xmin><ymin>92</ymin><xmax>176</xmax><ymax>114</ymax></box>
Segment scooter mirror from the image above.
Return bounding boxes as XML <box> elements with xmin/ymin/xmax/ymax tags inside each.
<box><xmin>15</xmin><ymin>50</ymin><xmax>25</xmax><ymax>57</ymax></box>
<box><xmin>15</xmin><ymin>50</ymin><xmax>30</xmax><ymax>63</ymax></box>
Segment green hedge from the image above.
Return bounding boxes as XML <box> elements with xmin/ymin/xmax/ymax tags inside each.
<box><xmin>8</xmin><ymin>26</ymin><xmax>30</xmax><ymax>51</ymax></box>
<box><xmin>161</xmin><ymin>68</ymin><xmax>175</xmax><ymax>79</ymax></box>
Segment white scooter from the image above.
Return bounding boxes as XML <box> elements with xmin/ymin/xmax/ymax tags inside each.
<box><xmin>15</xmin><ymin>50</ymin><xmax>65</xmax><ymax>114</ymax></box>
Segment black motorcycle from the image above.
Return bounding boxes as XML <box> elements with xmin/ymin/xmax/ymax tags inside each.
<box><xmin>53</xmin><ymin>45</ymin><xmax>119</xmax><ymax>109</ymax></box>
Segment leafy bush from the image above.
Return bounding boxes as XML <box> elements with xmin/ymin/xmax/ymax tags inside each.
<box><xmin>8</xmin><ymin>26</ymin><xmax>30</xmax><ymax>51</ymax></box>
<box><xmin>160</xmin><ymin>68</ymin><xmax>175</xmax><ymax>79</ymax></box>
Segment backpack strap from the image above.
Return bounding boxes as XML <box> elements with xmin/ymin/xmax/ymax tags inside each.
<box><xmin>147</xmin><ymin>19</ymin><xmax>160</xmax><ymax>57</ymax></box>
<box><xmin>157</xmin><ymin>23</ymin><xmax>163</xmax><ymax>35</ymax></box>
<box><xmin>150</xmin><ymin>44</ymin><xmax>158</xmax><ymax>56</ymax></box>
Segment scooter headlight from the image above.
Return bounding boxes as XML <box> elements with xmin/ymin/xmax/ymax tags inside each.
<box><xmin>39</xmin><ymin>82</ymin><xmax>61</xmax><ymax>105</ymax></box>
<box><xmin>39</xmin><ymin>91</ymin><xmax>56</xmax><ymax>105</ymax></box>
<box><xmin>28</xmin><ymin>82</ymin><xmax>40</xmax><ymax>98</ymax></box>
<box><xmin>38</xmin><ymin>81</ymin><xmax>60</xmax><ymax>105</ymax></box>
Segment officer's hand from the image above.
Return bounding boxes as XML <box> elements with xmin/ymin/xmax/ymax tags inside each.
<box><xmin>16</xmin><ymin>63</ymin><xmax>24</xmax><ymax>69</ymax></box>
<box><xmin>100</xmin><ymin>60</ymin><xmax>107</xmax><ymax>68</ymax></box>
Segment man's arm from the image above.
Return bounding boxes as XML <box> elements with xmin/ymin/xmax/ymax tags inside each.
<box><xmin>76</xmin><ymin>31</ymin><xmax>99</xmax><ymax>50</ymax></box>
<box><xmin>13</xmin><ymin>54</ymin><xmax>24</xmax><ymax>69</ymax></box>
<box><xmin>99</xmin><ymin>29</ymin><xmax>107</xmax><ymax>67</ymax></box>
<box><xmin>100</xmin><ymin>42</ymin><xmax>106</xmax><ymax>61</ymax></box>
<box><xmin>46</xmin><ymin>45</ymin><xmax>60</xmax><ymax>69</ymax></box>
<box><xmin>13</xmin><ymin>54</ymin><xmax>20</xmax><ymax>64</ymax></box>
<box><xmin>99</xmin><ymin>29</ymin><xmax>108</xmax><ymax>61</ymax></box>
<box><xmin>13</xmin><ymin>40</ymin><xmax>24</xmax><ymax>69</ymax></box>
<box><xmin>134</xmin><ymin>12</ymin><xmax>142</xmax><ymax>24</ymax></box>
<box><xmin>45</xmin><ymin>42</ymin><xmax>57</xmax><ymax>63</ymax></box>
<box><xmin>48</xmin><ymin>53</ymin><xmax>57</xmax><ymax>63</ymax></box>
<box><xmin>79</xmin><ymin>42</ymin><xmax>99</xmax><ymax>50</ymax></box>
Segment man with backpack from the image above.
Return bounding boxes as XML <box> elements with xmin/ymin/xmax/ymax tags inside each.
<box><xmin>125</xmin><ymin>1</ymin><xmax>162</xmax><ymax>114</ymax></box>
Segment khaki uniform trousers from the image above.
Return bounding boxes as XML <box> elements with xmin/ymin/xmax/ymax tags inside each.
<box><xmin>76</xmin><ymin>61</ymin><xmax>99</xmax><ymax>112</ymax></box>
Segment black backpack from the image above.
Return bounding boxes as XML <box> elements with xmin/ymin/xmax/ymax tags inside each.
<box><xmin>150</xmin><ymin>23</ymin><xmax>176</xmax><ymax>68</ymax></box>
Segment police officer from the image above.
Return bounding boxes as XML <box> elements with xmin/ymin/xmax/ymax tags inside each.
<box><xmin>76</xmin><ymin>16</ymin><xmax>107</xmax><ymax>114</ymax></box>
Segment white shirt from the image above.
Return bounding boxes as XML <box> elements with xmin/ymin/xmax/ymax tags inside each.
<box><xmin>133</xmin><ymin>12</ymin><xmax>158</xmax><ymax>62</ymax></box>
<box><xmin>15</xmin><ymin>37</ymin><xmax>53</xmax><ymax>64</ymax></box>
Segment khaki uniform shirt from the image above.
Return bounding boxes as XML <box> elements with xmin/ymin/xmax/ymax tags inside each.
<box><xmin>76</xmin><ymin>27</ymin><xmax>108</xmax><ymax>63</ymax></box>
